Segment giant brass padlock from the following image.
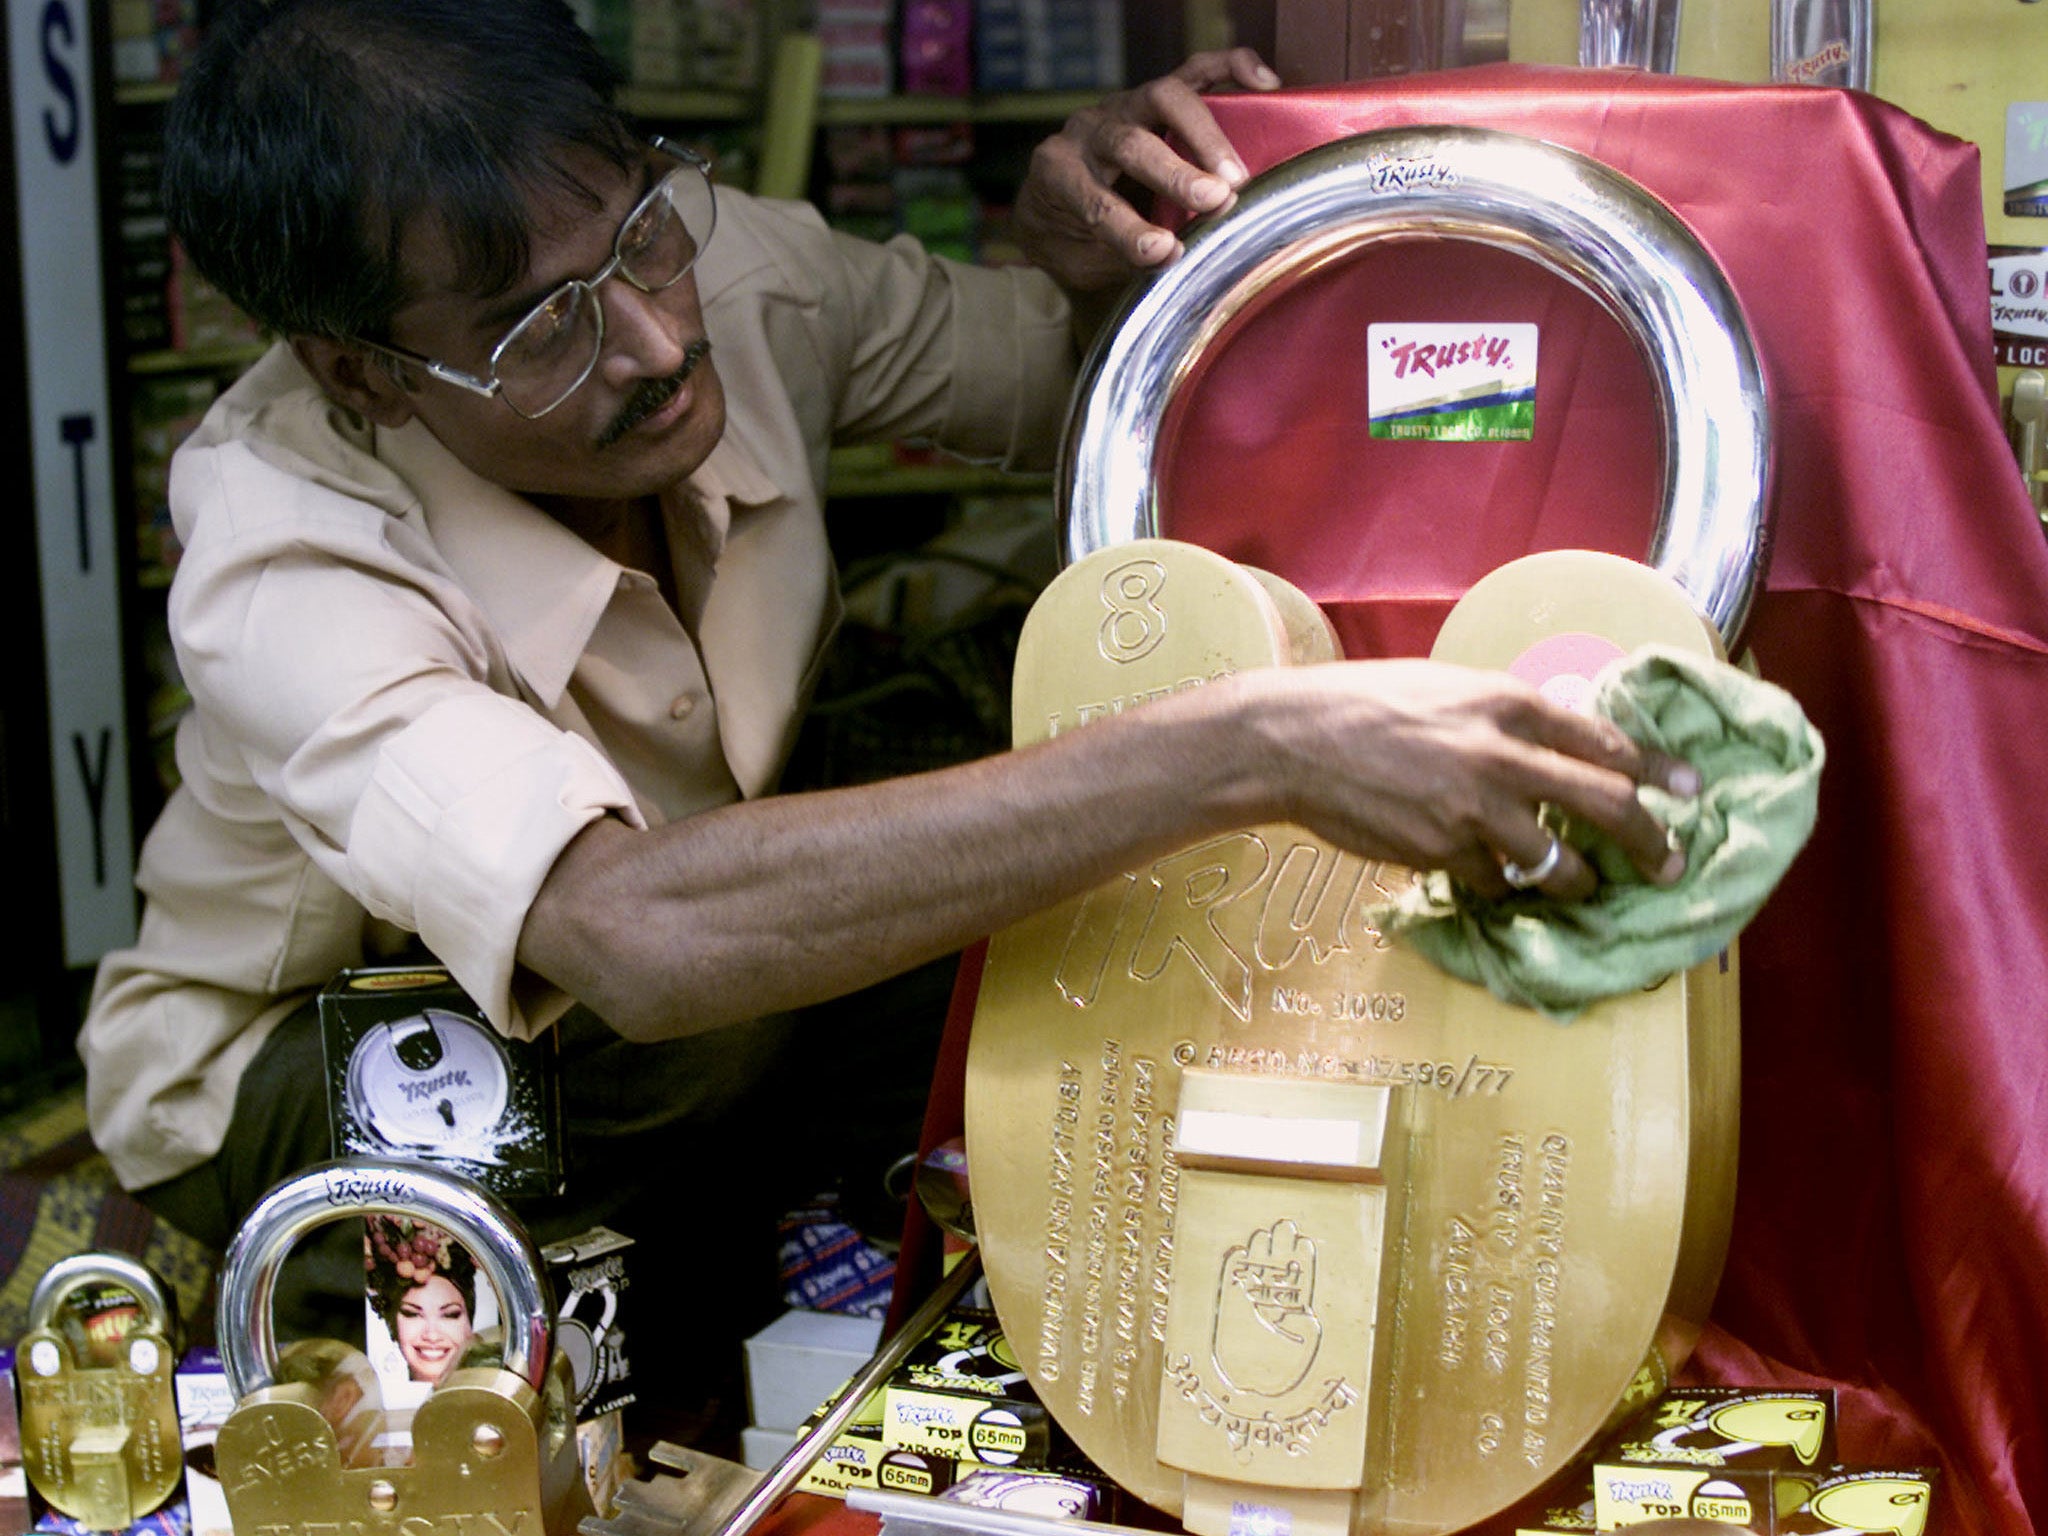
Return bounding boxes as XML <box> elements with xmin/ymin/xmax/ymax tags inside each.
<box><xmin>213</xmin><ymin>1159</ymin><xmax>595</xmax><ymax>1536</ymax></box>
<box><xmin>974</xmin><ymin>124</ymin><xmax>1774</xmax><ymax>1536</ymax></box>
<box><xmin>17</xmin><ymin>1252</ymin><xmax>184</xmax><ymax>1531</ymax></box>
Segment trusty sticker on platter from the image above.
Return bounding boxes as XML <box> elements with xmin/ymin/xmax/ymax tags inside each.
<box><xmin>1368</xmin><ymin>322</ymin><xmax>1537</xmax><ymax>441</ymax></box>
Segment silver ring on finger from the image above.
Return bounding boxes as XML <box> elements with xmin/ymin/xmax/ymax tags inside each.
<box><xmin>1500</xmin><ymin>833</ymin><xmax>1564</xmax><ymax>891</ymax></box>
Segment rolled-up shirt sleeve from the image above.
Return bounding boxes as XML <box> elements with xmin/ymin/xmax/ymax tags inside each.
<box><xmin>169</xmin><ymin>446</ymin><xmax>643</xmax><ymax>1035</ymax></box>
<box><xmin>934</xmin><ymin>258</ymin><xmax>1075</xmax><ymax>472</ymax></box>
<box><xmin>345</xmin><ymin>694</ymin><xmax>636</xmax><ymax>1033</ymax></box>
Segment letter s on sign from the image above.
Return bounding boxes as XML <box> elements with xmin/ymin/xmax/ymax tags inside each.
<box><xmin>41</xmin><ymin>0</ymin><xmax>82</xmax><ymax>163</ymax></box>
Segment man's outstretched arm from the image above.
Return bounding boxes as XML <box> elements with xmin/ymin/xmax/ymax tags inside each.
<box><xmin>517</xmin><ymin>659</ymin><xmax>1695</xmax><ymax>1041</ymax></box>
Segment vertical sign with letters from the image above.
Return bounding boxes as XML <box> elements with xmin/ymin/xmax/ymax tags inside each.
<box><xmin>9</xmin><ymin>0</ymin><xmax>137</xmax><ymax>963</ymax></box>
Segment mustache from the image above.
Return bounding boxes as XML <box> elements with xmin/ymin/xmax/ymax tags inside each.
<box><xmin>596</xmin><ymin>338</ymin><xmax>712</xmax><ymax>449</ymax></box>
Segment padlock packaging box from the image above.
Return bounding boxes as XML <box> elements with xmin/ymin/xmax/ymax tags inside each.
<box><xmin>320</xmin><ymin>966</ymin><xmax>566</xmax><ymax>1199</ymax></box>
<box><xmin>944</xmin><ymin>1465</ymin><xmax>1115</xmax><ymax>1520</ymax></box>
<box><xmin>1605</xmin><ymin>1387</ymin><xmax>1837</xmax><ymax>1473</ymax></box>
<box><xmin>783</xmin><ymin>1373</ymin><xmax>953</xmax><ymax>1500</ymax></box>
<box><xmin>542</xmin><ymin>1226</ymin><xmax>636</xmax><ymax>1419</ymax></box>
<box><xmin>176</xmin><ymin>1347</ymin><xmax>235</xmax><ymax>1536</ymax></box>
<box><xmin>1514</xmin><ymin>1488</ymin><xmax>1598</xmax><ymax>1536</ymax></box>
<box><xmin>799</xmin><ymin>1425</ymin><xmax>954</xmax><ymax>1499</ymax></box>
<box><xmin>0</xmin><ymin>1347</ymin><xmax>27</xmax><ymax>1536</ymax></box>
<box><xmin>880</xmin><ymin>1305</ymin><xmax>1054</xmax><ymax>1468</ymax></box>
<box><xmin>1594</xmin><ymin>1463</ymin><xmax>1821</xmax><ymax>1532</ymax></box>
<box><xmin>745</xmin><ymin>1307</ymin><xmax>883</xmax><ymax>1432</ymax></box>
<box><xmin>1594</xmin><ymin>1388</ymin><xmax>1837</xmax><ymax>1534</ymax></box>
<box><xmin>1780</xmin><ymin>1467</ymin><xmax>1938</xmax><ymax>1535</ymax></box>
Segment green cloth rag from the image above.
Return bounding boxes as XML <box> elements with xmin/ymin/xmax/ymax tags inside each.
<box><xmin>1380</xmin><ymin>644</ymin><xmax>1825</xmax><ymax>1020</ymax></box>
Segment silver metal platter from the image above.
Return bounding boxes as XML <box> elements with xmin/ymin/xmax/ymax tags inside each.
<box><xmin>1058</xmin><ymin>123</ymin><xmax>1773</xmax><ymax>646</ymax></box>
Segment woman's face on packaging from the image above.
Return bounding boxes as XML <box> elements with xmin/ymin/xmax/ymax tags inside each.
<box><xmin>395</xmin><ymin>1272</ymin><xmax>472</xmax><ymax>1384</ymax></box>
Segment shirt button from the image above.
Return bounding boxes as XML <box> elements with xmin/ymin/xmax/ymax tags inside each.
<box><xmin>670</xmin><ymin>694</ymin><xmax>697</xmax><ymax>720</ymax></box>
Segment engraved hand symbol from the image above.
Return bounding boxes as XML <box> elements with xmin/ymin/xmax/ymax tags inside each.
<box><xmin>1210</xmin><ymin>1218</ymin><xmax>1323</xmax><ymax>1398</ymax></box>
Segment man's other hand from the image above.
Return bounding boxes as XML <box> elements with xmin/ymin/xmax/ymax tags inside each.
<box><xmin>1013</xmin><ymin>48</ymin><xmax>1281</xmax><ymax>299</ymax></box>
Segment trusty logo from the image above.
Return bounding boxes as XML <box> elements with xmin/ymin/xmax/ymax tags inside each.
<box><xmin>399</xmin><ymin>1069</ymin><xmax>474</xmax><ymax>1103</ymax></box>
<box><xmin>1378</xmin><ymin>331</ymin><xmax>1515</xmax><ymax>381</ymax></box>
<box><xmin>1363</xmin><ymin>152</ymin><xmax>1459</xmax><ymax>194</ymax></box>
<box><xmin>1608</xmin><ymin>1480</ymin><xmax>1676</xmax><ymax>1503</ymax></box>
<box><xmin>1781</xmin><ymin>40</ymin><xmax>1850</xmax><ymax>83</ymax></box>
<box><xmin>325</xmin><ymin>1172</ymin><xmax>416</xmax><ymax>1208</ymax></box>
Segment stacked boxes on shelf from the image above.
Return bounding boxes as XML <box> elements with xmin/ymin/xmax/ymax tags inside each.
<box><xmin>823</xmin><ymin>124</ymin><xmax>900</xmax><ymax>244</ymax></box>
<box><xmin>820</xmin><ymin>0</ymin><xmax>897</xmax><ymax>99</ymax></box>
<box><xmin>748</xmin><ymin>1298</ymin><xmax>1116</xmax><ymax>1508</ymax></box>
<box><xmin>817</xmin><ymin>0</ymin><xmax>1127</xmax><ymax>97</ymax></box>
<box><xmin>623</xmin><ymin>0</ymin><xmax>760</xmax><ymax>90</ymax></box>
<box><xmin>573</xmin><ymin>0</ymin><xmax>759</xmax><ymax>90</ymax></box>
<box><xmin>628</xmin><ymin>0</ymin><xmax>691</xmax><ymax>88</ymax></box>
<box><xmin>901</xmin><ymin>0</ymin><xmax>972</xmax><ymax>96</ymax></box>
<box><xmin>114</xmin><ymin>109</ymin><xmax>173</xmax><ymax>354</ymax></box>
<box><xmin>822</xmin><ymin>123</ymin><xmax>980</xmax><ymax>263</ymax></box>
<box><xmin>689</xmin><ymin>0</ymin><xmax>761</xmax><ymax>89</ymax></box>
<box><xmin>741</xmin><ymin>1307</ymin><xmax>885</xmax><ymax>1473</ymax></box>
<box><xmin>894</xmin><ymin>125</ymin><xmax>978</xmax><ymax>265</ymax></box>
<box><xmin>113</xmin><ymin>106</ymin><xmax>263</xmax><ymax>359</ymax></box>
<box><xmin>974</xmin><ymin>0</ymin><xmax>1124</xmax><ymax>92</ymax></box>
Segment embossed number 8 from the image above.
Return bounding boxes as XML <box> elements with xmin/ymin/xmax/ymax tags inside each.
<box><xmin>1098</xmin><ymin>558</ymin><xmax>1168</xmax><ymax>664</ymax></box>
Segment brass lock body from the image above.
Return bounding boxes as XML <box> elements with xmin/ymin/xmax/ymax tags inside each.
<box><xmin>971</xmin><ymin>543</ymin><xmax>1744</xmax><ymax>1536</ymax></box>
<box><xmin>17</xmin><ymin>1252</ymin><xmax>184</xmax><ymax>1532</ymax></box>
<box><xmin>212</xmin><ymin>1159</ymin><xmax>595</xmax><ymax>1536</ymax></box>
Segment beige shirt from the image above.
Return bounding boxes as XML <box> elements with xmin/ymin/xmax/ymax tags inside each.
<box><xmin>84</xmin><ymin>189</ymin><xmax>1075</xmax><ymax>1191</ymax></box>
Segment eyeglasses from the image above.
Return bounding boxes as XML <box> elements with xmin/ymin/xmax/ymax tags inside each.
<box><xmin>363</xmin><ymin>137</ymin><xmax>716</xmax><ymax>420</ymax></box>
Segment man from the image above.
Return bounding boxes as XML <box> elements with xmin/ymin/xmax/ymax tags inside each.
<box><xmin>85</xmin><ymin>0</ymin><xmax>1690</xmax><ymax>1360</ymax></box>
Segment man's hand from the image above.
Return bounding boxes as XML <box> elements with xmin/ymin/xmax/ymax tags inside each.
<box><xmin>1252</xmin><ymin>661</ymin><xmax>1697</xmax><ymax>903</ymax></box>
<box><xmin>1013</xmin><ymin>48</ymin><xmax>1281</xmax><ymax>300</ymax></box>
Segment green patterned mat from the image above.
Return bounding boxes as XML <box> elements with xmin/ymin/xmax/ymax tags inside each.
<box><xmin>0</xmin><ymin>1087</ymin><xmax>218</xmax><ymax>1346</ymax></box>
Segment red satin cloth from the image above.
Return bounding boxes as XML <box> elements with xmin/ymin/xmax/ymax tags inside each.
<box><xmin>891</xmin><ymin>65</ymin><xmax>2047</xmax><ymax>1536</ymax></box>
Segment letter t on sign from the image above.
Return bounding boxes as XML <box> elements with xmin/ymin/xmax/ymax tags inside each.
<box><xmin>60</xmin><ymin>413</ymin><xmax>94</xmax><ymax>571</ymax></box>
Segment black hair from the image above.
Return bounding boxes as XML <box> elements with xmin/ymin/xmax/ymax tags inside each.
<box><xmin>162</xmin><ymin>0</ymin><xmax>642</xmax><ymax>341</ymax></box>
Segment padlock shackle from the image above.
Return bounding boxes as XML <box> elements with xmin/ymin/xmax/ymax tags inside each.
<box><xmin>216</xmin><ymin>1159</ymin><xmax>553</xmax><ymax>1401</ymax></box>
<box><xmin>1057</xmin><ymin>122</ymin><xmax>1774</xmax><ymax>649</ymax></box>
<box><xmin>27</xmin><ymin>1252</ymin><xmax>175</xmax><ymax>1336</ymax></box>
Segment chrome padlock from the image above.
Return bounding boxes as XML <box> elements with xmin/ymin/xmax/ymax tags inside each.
<box><xmin>17</xmin><ymin>1252</ymin><xmax>184</xmax><ymax>1531</ymax></box>
<box><xmin>214</xmin><ymin>1159</ymin><xmax>595</xmax><ymax>1536</ymax></box>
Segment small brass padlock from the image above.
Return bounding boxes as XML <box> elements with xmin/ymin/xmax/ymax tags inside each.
<box><xmin>214</xmin><ymin>1158</ymin><xmax>595</xmax><ymax>1536</ymax></box>
<box><xmin>17</xmin><ymin>1251</ymin><xmax>184</xmax><ymax>1531</ymax></box>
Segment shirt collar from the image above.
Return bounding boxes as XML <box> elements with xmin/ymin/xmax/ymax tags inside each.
<box><xmin>670</xmin><ymin>421</ymin><xmax>783</xmax><ymax>555</ymax></box>
<box><xmin>378</xmin><ymin>419</ymin><xmax>787</xmax><ymax>706</ymax></box>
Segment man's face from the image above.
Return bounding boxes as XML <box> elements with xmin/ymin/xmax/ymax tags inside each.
<box><xmin>381</xmin><ymin>147</ymin><xmax>726</xmax><ymax>503</ymax></box>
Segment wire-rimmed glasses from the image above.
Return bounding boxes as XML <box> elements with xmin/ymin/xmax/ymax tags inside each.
<box><xmin>362</xmin><ymin>137</ymin><xmax>716</xmax><ymax>419</ymax></box>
